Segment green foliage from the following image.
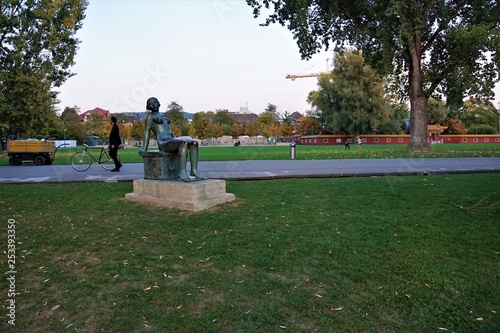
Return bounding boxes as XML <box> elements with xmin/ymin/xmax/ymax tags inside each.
<box><xmin>191</xmin><ymin>112</ymin><xmax>209</xmax><ymax>139</ymax></box>
<box><xmin>467</xmin><ymin>124</ymin><xmax>496</xmax><ymax>134</ymax></box>
<box><xmin>243</xmin><ymin>121</ymin><xmax>259</xmax><ymax>137</ymax></box>
<box><xmin>428</xmin><ymin>98</ymin><xmax>451</xmax><ymax>124</ymax></box>
<box><xmin>265</xmin><ymin>103</ymin><xmax>277</xmax><ymax>113</ymax></box>
<box><xmin>308</xmin><ymin>52</ymin><xmax>391</xmax><ymax>135</ymax></box>
<box><xmin>386</xmin><ymin>103</ymin><xmax>410</xmax><ymax>134</ymax></box>
<box><xmin>460</xmin><ymin>98</ymin><xmax>499</xmax><ymax>130</ymax></box>
<box><xmin>213</xmin><ymin>109</ymin><xmax>234</xmax><ymax>127</ymax></box>
<box><xmin>130</xmin><ymin>120</ymin><xmax>145</xmax><ymax>141</ymax></box>
<box><xmin>84</xmin><ymin>113</ymin><xmax>106</xmax><ymax>138</ymax></box>
<box><xmin>60</xmin><ymin>106</ymin><xmax>86</xmax><ymax>143</ymax></box>
<box><xmin>247</xmin><ymin>0</ymin><xmax>500</xmax><ymax>149</ymax></box>
<box><xmin>256</xmin><ymin>111</ymin><xmax>279</xmax><ymax>126</ymax></box>
<box><xmin>0</xmin><ymin>0</ymin><xmax>88</xmax><ymax>138</ymax></box>
<box><xmin>166</xmin><ymin>101</ymin><xmax>187</xmax><ymax>128</ymax></box>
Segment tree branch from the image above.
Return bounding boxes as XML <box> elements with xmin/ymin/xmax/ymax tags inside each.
<box><xmin>422</xmin><ymin>0</ymin><xmax>470</xmax><ymax>53</ymax></box>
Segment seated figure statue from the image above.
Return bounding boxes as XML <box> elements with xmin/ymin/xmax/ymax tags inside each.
<box><xmin>141</xmin><ymin>97</ymin><xmax>204</xmax><ymax>182</ymax></box>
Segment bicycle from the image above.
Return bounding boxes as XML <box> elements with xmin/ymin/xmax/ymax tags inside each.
<box><xmin>71</xmin><ymin>144</ymin><xmax>118</xmax><ymax>172</ymax></box>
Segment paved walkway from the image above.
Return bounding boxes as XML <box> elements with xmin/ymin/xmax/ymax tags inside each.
<box><xmin>0</xmin><ymin>157</ymin><xmax>498</xmax><ymax>183</ymax></box>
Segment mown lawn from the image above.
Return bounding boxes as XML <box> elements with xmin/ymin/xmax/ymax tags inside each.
<box><xmin>1</xmin><ymin>174</ymin><xmax>499</xmax><ymax>332</ymax></box>
<box><xmin>1</xmin><ymin>143</ymin><xmax>498</xmax><ymax>166</ymax></box>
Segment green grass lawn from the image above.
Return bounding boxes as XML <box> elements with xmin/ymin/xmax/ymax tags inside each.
<box><xmin>1</xmin><ymin>174</ymin><xmax>499</xmax><ymax>332</ymax></box>
<box><xmin>1</xmin><ymin>143</ymin><xmax>499</xmax><ymax>166</ymax></box>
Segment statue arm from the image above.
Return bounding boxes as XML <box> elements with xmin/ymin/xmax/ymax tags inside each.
<box><xmin>142</xmin><ymin>115</ymin><xmax>151</xmax><ymax>150</ymax></box>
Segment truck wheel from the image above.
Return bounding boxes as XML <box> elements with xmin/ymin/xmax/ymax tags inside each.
<box><xmin>9</xmin><ymin>157</ymin><xmax>21</xmax><ymax>166</ymax></box>
<box><xmin>34</xmin><ymin>156</ymin><xmax>45</xmax><ymax>165</ymax></box>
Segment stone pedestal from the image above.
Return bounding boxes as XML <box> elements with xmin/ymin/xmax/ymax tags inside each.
<box><xmin>125</xmin><ymin>179</ymin><xmax>236</xmax><ymax>211</ymax></box>
<box><xmin>140</xmin><ymin>150</ymin><xmax>181</xmax><ymax>181</ymax></box>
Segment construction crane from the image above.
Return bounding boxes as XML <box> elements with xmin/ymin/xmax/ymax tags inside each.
<box><xmin>285</xmin><ymin>73</ymin><xmax>321</xmax><ymax>80</ymax></box>
<box><xmin>285</xmin><ymin>58</ymin><xmax>331</xmax><ymax>80</ymax></box>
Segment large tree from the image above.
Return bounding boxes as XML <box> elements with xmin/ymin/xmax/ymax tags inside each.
<box><xmin>247</xmin><ymin>0</ymin><xmax>500</xmax><ymax>150</ymax></box>
<box><xmin>166</xmin><ymin>101</ymin><xmax>186</xmax><ymax>126</ymax></box>
<box><xmin>0</xmin><ymin>0</ymin><xmax>88</xmax><ymax>138</ymax></box>
<box><xmin>60</xmin><ymin>106</ymin><xmax>86</xmax><ymax>143</ymax></box>
<box><xmin>460</xmin><ymin>98</ymin><xmax>499</xmax><ymax>130</ymax></box>
<box><xmin>307</xmin><ymin>51</ymin><xmax>391</xmax><ymax>137</ymax></box>
<box><xmin>213</xmin><ymin>109</ymin><xmax>234</xmax><ymax>127</ymax></box>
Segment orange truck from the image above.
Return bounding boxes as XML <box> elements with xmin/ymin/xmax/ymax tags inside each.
<box><xmin>7</xmin><ymin>140</ymin><xmax>64</xmax><ymax>165</ymax></box>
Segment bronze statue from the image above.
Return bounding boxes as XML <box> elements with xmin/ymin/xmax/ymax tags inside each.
<box><xmin>142</xmin><ymin>97</ymin><xmax>204</xmax><ymax>182</ymax></box>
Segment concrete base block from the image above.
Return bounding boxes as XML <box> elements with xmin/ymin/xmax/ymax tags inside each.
<box><xmin>125</xmin><ymin>179</ymin><xmax>236</xmax><ymax>211</ymax></box>
<box><xmin>139</xmin><ymin>150</ymin><xmax>181</xmax><ymax>181</ymax></box>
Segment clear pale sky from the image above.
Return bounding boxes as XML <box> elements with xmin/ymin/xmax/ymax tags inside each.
<box><xmin>56</xmin><ymin>0</ymin><xmax>500</xmax><ymax>115</ymax></box>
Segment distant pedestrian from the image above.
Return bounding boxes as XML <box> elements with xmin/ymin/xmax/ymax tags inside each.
<box><xmin>344</xmin><ymin>138</ymin><xmax>351</xmax><ymax>150</ymax></box>
<box><xmin>108</xmin><ymin>116</ymin><xmax>122</xmax><ymax>172</ymax></box>
<box><xmin>357</xmin><ymin>137</ymin><xmax>363</xmax><ymax>149</ymax></box>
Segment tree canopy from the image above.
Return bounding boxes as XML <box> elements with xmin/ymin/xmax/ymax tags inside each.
<box><xmin>308</xmin><ymin>51</ymin><xmax>391</xmax><ymax>136</ymax></box>
<box><xmin>247</xmin><ymin>0</ymin><xmax>500</xmax><ymax>150</ymax></box>
<box><xmin>0</xmin><ymin>0</ymin><xmax>88</xmax><ymax>138</ymax></box>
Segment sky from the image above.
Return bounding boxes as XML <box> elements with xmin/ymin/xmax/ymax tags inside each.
<box><xmin>56</xmin><ymin>0</ymin><xmax>500</xmax><ymax>116</ymax></box>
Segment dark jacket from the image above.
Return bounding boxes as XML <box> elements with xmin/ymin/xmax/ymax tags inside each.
<box><xmin>109</xmin><ymin>123</ymin><xmax>121</xmax><ymax>147</ymax></box>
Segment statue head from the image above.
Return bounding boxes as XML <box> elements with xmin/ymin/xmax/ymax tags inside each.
<box><xmin>146</xmin><ymin>97</ymin><xmax>160</xmax><ymax>111</ymax></box>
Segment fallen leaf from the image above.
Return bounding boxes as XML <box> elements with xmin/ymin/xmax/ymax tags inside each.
<box><xmin>329</xmin><ymin>307</ymin><xmax>344</xmax><ymax>313</ymax></box>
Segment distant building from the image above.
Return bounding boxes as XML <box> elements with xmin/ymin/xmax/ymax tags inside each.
<box><xmin>227</xmin><ymin>105</ymin><xmax>258</xmax><ymax>125</ymax></box>
<box><xmin>229</xmin><ymin>112</ymin><xmax>259</xmax><ymax>126</ymax></box>
<box><xmin>237</xmin><ymin>106</ymin><xmax>250</xmax><ymax>114</ymax></box>
<box><xmin>79</xmin><ymin>107</ymin><xmax>109</xmax><ymax>122</ymax></box>
<box><xmin>122</xmin><ymin>112</ymin><xmax>142</xmax><ymax>123</ymax></box>
<box><xmin>289</xmin><ymin>111</ymin><xmax>303</xmax><ymax>127</ymax></box>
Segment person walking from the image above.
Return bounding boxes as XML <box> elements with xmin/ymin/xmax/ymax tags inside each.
<box><xmin>108</xmin><ymin>116</ymin><xmax>122</xmax><ymax>172</ymax></box>
<box><xmin>344</xmin><ymin>138</ymin><xmax>351</xmax><ymax>150</ymax></box>
<box><xmin>357</xmin><ymin>137</ymin><xmax>363</xmax><ymax>149</ymax></box>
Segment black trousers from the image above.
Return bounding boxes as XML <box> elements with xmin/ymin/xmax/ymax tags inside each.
<box><xmin>109</xmin><ymin>147</ymin><xmax>121</xmax><ymax>168</ymax></box>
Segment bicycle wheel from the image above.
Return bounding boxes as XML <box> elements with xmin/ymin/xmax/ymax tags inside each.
<box><xmin>71</xmin><ymin>152</ymin><xmax>91</xmax><ymax>172</ymax></box>
<box><xmin>100</xmin><ymin>150</ymin><xmax>116</xmax><ymax>170</ymax></box>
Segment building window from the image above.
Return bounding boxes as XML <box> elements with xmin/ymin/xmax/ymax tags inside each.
<box><xmin>484</xmin><ymin>138</ymin><xmax>489</xmax><ymax>143</ymax></box>
<box><xmin>495</xmin><ymin>138</ymin><xmax>500</xmax><ymax>143</ymax></box>
<box><xmin>374</xmin><ymin>138</ymin><xmax>379</xmax><ymax>143</ymax></box>
<box><xmin>323</xmin><ymin>138</ymin><xmax>329</xmax><ymax>144</ymax></box>
<box><xmin>386</xmin><ymin>138</ymin><xmax>392</xmax><ymax>143</ymax></box>
<box><xmin>462</xmin><ymin>138</ymin><xmax>468</xmax><ymax>143</ymax></box>
<box><xmin>473</xmin><ymin>138</ymin><xmax>479</xmax><ymax>143</ymax></box>
<box><xmin>336</xmin><ymin>138</ymin><xmax>342</xmax><ymax>143</ymax></box>
<box><xmin>398</xmin><ymin>138</ymin><xmax>404</xmax><ymax>143</ymax></box>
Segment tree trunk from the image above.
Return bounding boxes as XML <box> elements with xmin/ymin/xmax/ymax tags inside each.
<box><xmin>407</xmin><ymin>43</ymin><xmax>430</xmax><ymax>151</ymax></box>
<box><xmin>408</xmin><ymin>95</ymin><xmax>430</xmax><ymax>150</ymax></box>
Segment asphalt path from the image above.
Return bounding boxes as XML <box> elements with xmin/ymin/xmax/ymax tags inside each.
<box><xmin>0</xmin><ymin>157</ymin><xmax>499</xmax><ymax>183</ymax></box>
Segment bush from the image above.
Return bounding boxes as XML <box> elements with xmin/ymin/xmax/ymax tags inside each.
<box><xmin>467</xmin><ymin>124</ymin><xmax>496</xmax><ymax>134</ymax></box>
